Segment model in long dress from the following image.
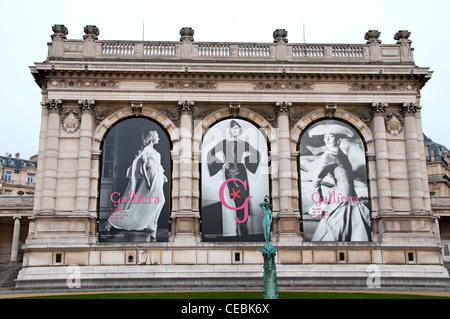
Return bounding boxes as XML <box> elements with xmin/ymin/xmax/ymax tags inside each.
<box><xmin>105</xmin><ymin>131</ymin><xmax>167</xmax><ymax>240</ymax></box>
<box><xmin>207</xmin><ymin>120</ymin><xmax>261</xmax><ymax>237</ymax></box>
<box><xmin>307</xmin><ymin>126</ymin><xmax>370</xmax><ymax>241</ymax></box>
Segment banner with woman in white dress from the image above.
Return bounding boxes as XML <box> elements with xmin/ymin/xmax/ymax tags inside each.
<box><xmin>98</xmin><ymin>118</ymin><xmax>170</xmax><ymax>242</ymax></box>
<box><xmin>299</xmin><ymin>119</ymin><xmax>371</xmax><ymax>242</ymax></box>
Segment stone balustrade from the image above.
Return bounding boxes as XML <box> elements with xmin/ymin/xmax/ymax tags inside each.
<box><xmin>46</xmin><ymin>25</ymin><xmax>415</xmax><ymax>64</ymax></box>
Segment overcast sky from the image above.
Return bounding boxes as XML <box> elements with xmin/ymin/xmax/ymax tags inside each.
<box><xmin>1</xmin><ymin>0</ymin><xmax>449</xmax><ymax>159</ymax></box>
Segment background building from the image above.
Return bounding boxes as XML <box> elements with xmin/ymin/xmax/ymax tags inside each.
<box><xmin>0</xmin><ymin>153</ymin><xmax>36</xmax><ymax>266</ymax></box>
<box><xmin>425</xmin><ymin>134</ymin><xmax>450</xmax><ymax>268</ymax></box>
<box><xmin>10</xmin><ymin>25</ymin><xmax>450</xmax><ymax>289</ymax></box>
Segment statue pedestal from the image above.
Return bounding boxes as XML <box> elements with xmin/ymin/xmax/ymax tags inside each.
<box><xmin>259</xmin><ymin>242</ymin><xmax>279</xmax><ymax>299</ymax></box>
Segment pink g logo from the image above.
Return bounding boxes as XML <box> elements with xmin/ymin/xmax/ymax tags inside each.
<box><xmin>219</xmin><ymin>178</ymin><xmax>252</xmax><ymax>223</ymax></box>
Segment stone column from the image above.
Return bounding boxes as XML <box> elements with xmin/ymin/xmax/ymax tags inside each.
<box><xmin>40</xmin><ymin>99</ymin><xmax>62</xmax><ymax>213</ymax></box>
<box><xmin>275</xmin><ymin>102</ymin><xmax>300</xmax><ymax>242</ymax></box>
<box><xmin>10</xmin><ymin>216</ymin><xmax>21</xmax><ymax>262</ymax></box>
<box><xmin>371</xmin><ymin>103</ymin><xmax>393</xmax><ymax>213</ymax></box>
<box><xmin>276</xmin><ymin>102</ymin><xmax>293</xmax><ymax>212</ymax></box>
<box><xmin>174</xmin><ymin>100</ymin><xmax>198</xmax><ymax>241</ymax></box>
<box><xmin>402</xmin><ymin>103</ymin><xmax>425</xmax><ymax>213</ymax></box>
<box><xmin>75</xmin><ymin>100</ymin><xmax>95</xmax><ymax>212</ymax></box>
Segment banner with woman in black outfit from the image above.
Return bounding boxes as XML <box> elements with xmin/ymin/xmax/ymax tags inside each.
<box><xmin>201</xmin><ymin>119</ymin><xmax>269</xmax><ymax>241</ymax></box>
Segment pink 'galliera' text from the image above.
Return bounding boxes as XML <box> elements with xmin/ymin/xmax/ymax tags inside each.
<box><xmin>110</xmin><ymin>191</ymin><xmax>160</xmax><ymax>208</ymax></box>
<box><xmin>311</xmin><ymin>191</ymin><xmax>359</xmax><ymax>206</ymax></box>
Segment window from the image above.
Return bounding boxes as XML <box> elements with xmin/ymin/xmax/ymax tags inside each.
<box><xmin>27</xmin><ymin>173</ymin><xmax>35</xmax><ymax>183</ymax></box>
<box><xmin>4</xmin><ymin>171</ymin><xmax>12</xmax><ymax>181</ymax></box>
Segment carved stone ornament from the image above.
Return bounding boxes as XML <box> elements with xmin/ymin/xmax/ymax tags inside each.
<box><xmin>180</xmin><ymin>27</ymin><xmax>194</xmax><ymax>43</ymax></box>
<box><xmin>273</xmin><ymin>29</ymin><xmax>288</xmax><ymax>44</ymax></box>
<box><xmin>51</xmin><ymin>24</ymin><xmax>68</xmax><ymax>39</ymax></box>
<box><xmin>230</xmin><ymin>103</ymin><xmax>241</xmax><ymax>117</ymax></box>
<box><xmin>62</xmin><ymin>110</ymin><xmax>80</xmax><ymax>134</ymax></box>
<box><xmin>83</xmin><ymin>25</ymin><xmax>100</xmax><ymax>40</ymax></box>
<box><xmin>131</xmin><ymin>102</ymin><xmax>143</xmax><ymax>116</ymax></box>
<box><xmin>385</xmin><ymin>113</ymin><xmax>403</xmax><ymax>136</ymax></box>
<box><xmin>325</xmin><ymin>104</ymin><xmax>337</xmax><ymax>118</ymax></box>
<box><xmin>364</xmin><ymin>30</ymin><xmax>381</xmax><ymax>44</ymax></box>
<box><xmin>394</xmin><ymin>30</ymin><xmax>411</xmax><ymax>43</ymax></box>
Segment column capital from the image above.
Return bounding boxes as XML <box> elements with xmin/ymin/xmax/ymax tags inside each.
<box><xmin>276</xmin><ymin>101</ymin><xmax>292</xmax><ymax>113</ymax></box>
<box><xmin>402</xmin><ymin>102</ymin><xmax>421</xmax><ymax>114</ymax></box>
<box><xmin>45</xmin><ymin>99</ymin><xmax>63</xmax><ymax>113</ymax></box>
<box><xmin>371</xmin><ymin>102</ymin><xmax>388</xmax><ymax>114</ymax></box>
<box><xmin>78</xmin><ymin>99</ymin><xmax>96</xmax><ymax>112</ymax></box>
<box><xmin>12</xmin><ymin>215</ymin><xmax>22</xmax><ymax>221</ymax></box>
<box><xmin>178</xmin><ymin>100</ymin><xmax>195</xmax><ymax>112</ymax></box>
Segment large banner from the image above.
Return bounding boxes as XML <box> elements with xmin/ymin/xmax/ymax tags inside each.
<box><xmin>201</xmin><ymin>119</ymin><xmax>269</xmax><ymax>242</ymax></box>
<box><xmin>299</xmin><ymin>119</ymin><xmax>371</xmax><ymax>241</ymax></box>
<box><xmin>98</xmin><ymin>118</ymin><xmax>170</xmax><ymax>242</ymax></box>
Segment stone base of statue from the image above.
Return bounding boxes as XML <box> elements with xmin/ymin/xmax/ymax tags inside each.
<box><xmin>259</xmin><ymin>242</ymin><xmax>279</xmax><ymax>299</ymax></box>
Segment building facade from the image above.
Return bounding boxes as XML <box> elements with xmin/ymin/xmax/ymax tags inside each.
<box><xmin>0</xmin><ymin>154</ymin><xmax>36</xmax><ymax>264</ymax></box>
<box><xmin>16</xmin><ymin>25</ymin><xmax>449</xmax><ymax>289</ymax></box>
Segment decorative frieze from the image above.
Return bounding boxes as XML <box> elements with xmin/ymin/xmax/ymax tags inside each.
<box><xmin>48</xmin><ymin>80</ymin><xmax>119</xmax><ymax>90</ymax></box>
<box><xmin>253</xmin><ymin>82</ymin><xmax>313</xmax><ymax>91</ymax></box>
<box><xmin>349</xmin><ymin>83</ymin><xmax>417</xmax><ymax>92</ymax></box>
<box><xmin>156</xmin><ymin>81</ymin><xmax>217</xmax><ymax>90</ymax></box>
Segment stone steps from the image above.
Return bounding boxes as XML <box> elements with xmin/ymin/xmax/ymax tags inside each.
<box><xmin>0</xmin><ymin>263</ymin><xmax>22</xmax><ymax>288</ymax></box>
<box><xmin>13</xmin><ymin>264</ymin><xmax>450</xmax><ymax>291</ymax></box>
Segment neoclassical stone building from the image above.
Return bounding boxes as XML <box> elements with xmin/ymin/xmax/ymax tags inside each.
<box><xmin>16</xmin><ymin>25</ymin><xmax>449</xmax><ymax>288</ymax></box>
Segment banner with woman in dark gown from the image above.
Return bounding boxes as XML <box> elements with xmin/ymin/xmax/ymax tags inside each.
<box><xmin>201</xmin><ymin>119</ymin><xmax>270</xmax><ymax>241</ymax></box>
<box><xmin>299</xmin><ymin>119</ymin><xmax>371</xmax><ymax>242</ymax></box>
<box><xmin>98</xmin><ymin>118</ymin><xmax>171</xmax><ymax>242</ymax></box>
